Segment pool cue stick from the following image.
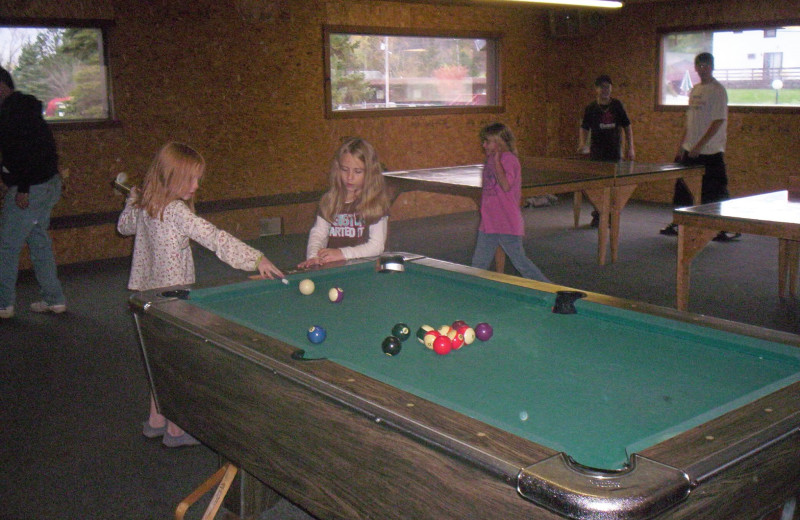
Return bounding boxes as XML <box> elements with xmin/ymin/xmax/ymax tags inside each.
<box><xmin>112</xmin><ymin>172</ymin><xmax>132</xmax><ymax>195</ymax></box>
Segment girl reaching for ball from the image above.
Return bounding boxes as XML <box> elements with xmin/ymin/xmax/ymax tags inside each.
<box><xmin>298</xmin><ymin>137</ymin><xmax>390</xmax><ymax>269</ymax></box>
<box><xmin>117</xmin><ymin>142</ymin><xmax>284</xmax><ymax>447</ymax></box>
<box><xmin>471</xmin><ymin>123</ymin><xmax>550</xmax><ymax>283</ymax></box>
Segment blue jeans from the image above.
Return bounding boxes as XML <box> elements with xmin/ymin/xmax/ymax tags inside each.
<box><xmin>471</xmin><ymin>232</ymin><xmax>550</xmax><ymax>282</ymax></box>
<box><xmin>0</xmin><ymin>175</ymin><xmax>65</xmax><ymax>307</ymax></box>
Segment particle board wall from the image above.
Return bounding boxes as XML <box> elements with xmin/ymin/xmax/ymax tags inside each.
<box><xmin>542</xmin><ymin>0</ymin><xmax>800</xmax><ymax>202</ymax></box>
<box><xmin>5</xmin><ymin>0</ymin><xmax>549</xmax><ymax>267</ymax></box>
<box><xmin>4</xmin><ymin>0</ymin><xmax>798</xmax><ymax>269</ymax></box>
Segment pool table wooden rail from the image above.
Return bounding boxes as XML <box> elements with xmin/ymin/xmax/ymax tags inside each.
<box><xmin>131</xmin><ymin>259</ymin><xmax>800</xmax><ymax>520</ymax></box>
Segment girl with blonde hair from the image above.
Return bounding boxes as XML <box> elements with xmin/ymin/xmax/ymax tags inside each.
<box><xmin>298</xmin><ymin>137</ymin><xmax>390</xmax><ymax>268</ymax></box>
<box><xmin>118</xmin><ymin>142</ymin><xmax>283</xmax><ymax>447</ymax></box>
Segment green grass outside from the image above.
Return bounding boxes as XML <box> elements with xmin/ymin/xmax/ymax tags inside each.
<box><xmin>728</xmin><ymin>88</ymin><xmax>800</xmax><ymax>106</ymax></box>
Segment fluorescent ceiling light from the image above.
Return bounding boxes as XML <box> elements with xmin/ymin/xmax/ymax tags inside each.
<box><xmin>505</xmin><ymin>0</ymin><xmax>622</xmax><ymax>7</ymax></box>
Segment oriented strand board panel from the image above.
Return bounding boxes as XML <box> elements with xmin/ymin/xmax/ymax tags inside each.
<box><xmin>4</xmin><ymin>0</ymin><xmax>799</xmax><ymax>265</ymax></box>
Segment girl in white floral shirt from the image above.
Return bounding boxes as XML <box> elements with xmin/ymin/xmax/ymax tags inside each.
<box><xmin>118</xmin><ymin>142</ymin><xmax>283</xmax><ymax>447</ymax></box>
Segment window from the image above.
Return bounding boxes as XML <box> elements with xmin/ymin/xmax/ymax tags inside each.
<box><xmin>324</xmin><ymin>26</ymin><xmax>500</xmax><ymax>117</ymax></box>
<box><xmin>0</xmin><ymin>21</ymin><xmax>112</xmax><ymax>123</ymax></box>
<box><xmin>658</xmin><ymin>23</ymin><xmax>800</xmax><ymax>109</ymax></box>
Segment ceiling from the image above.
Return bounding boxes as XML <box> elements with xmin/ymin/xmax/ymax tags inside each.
<box><xmin>383</xmin><ymin>0</ymin><xmax>700</xmax><ymax>6</ymax></box>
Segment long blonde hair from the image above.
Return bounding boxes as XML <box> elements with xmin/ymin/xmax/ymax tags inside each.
<box><xmin>318</xmin><ymin>137</ymin><xmax>389</xmax><ymax>224</ymax></box>
<box><xmin>136</xmin><ymin>142</ymin><xmax>205</xmax><ymax>219</ymax></box>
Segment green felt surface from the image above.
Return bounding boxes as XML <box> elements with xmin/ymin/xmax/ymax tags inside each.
<box><xmin>188</xmin><ymin>261</ymin><xmax>800</xmax><ymax>470</ymax></box>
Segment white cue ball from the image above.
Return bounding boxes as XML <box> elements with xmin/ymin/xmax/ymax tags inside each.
<box><xmin>298</xmin><ymin>279</ymin><xmax>315</xmax><ymax>295</ymax></box>
<box><xmin>519</xmin><ymin>411</ymin><xmax>529</xmax><ymax>421</ymax></box>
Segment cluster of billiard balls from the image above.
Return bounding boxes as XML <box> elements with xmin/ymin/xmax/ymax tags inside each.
<box><xmin>300</xmin><ymin>278</ymin><xmax>344</xmax><ymax>345</ymax></box>
<box><xmin>298</xmin><ymin>277</ymin><xmax>494</xmax><ymax>356</ymax></box>
<box><xmin>417</xmin><ymin>320</ymin><xmax>493</xmax><ymax>355</ymax></box>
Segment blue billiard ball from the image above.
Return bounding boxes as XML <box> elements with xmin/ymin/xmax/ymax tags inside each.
<box><xmin>307</xmin><ymin>325</ymin><xmax>326</xmax><ymax>344</ymax></box>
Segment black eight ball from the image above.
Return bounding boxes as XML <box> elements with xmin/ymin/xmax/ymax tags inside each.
<box><xmin>381</xmin><ymin>335</ymin><xmax>403</xmax><ymax>356</ymax></box>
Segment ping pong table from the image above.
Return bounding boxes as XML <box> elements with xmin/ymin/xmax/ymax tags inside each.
<box><xmin>383</xmin><ymin>157</ymin><xmax>705</xmax><ymax>269</ymax></box>
<box><xmin>674</xmin><ymin>190</ymin><xmax>800</xmax><ymax>311</ymax></box>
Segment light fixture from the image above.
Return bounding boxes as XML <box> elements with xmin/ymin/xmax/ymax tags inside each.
<box><xmin>505</xmin><ymin>0</ymin><xmax>622</xmax><ymax>7</ymax></box>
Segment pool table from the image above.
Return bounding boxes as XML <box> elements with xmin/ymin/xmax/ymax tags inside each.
<box><xmin>130</xmin><ymin>256</ymin><xmax>800</xmax><ymax>520</ymax></box>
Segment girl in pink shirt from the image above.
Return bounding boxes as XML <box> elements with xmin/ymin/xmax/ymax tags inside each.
<box><xmin>471</xmin><ymin>123</ymin><xmax>550</xmax><ymax>282</ymax></box>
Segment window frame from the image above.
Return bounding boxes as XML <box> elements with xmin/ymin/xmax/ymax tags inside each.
<box><xmin>323</xmin><ymin>25</ymin><xmax>503</xmax><ymax>119</ymax></box>
<box><xmin>655</xmin><ymin>20</ymin><xmax>800</xmax><ymax>114</ymax></box>
<box><xmin>0</xmin><ymin>17</ymin><xmax>118</xmax><ymax>129</ymax></box>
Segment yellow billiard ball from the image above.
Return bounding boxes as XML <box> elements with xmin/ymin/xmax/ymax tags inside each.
<box><xmin>299</xmin><ymin>279</ymin><xmax>315</xmax><ymax>295</ymax></box>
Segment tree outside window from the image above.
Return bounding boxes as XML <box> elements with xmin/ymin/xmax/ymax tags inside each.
<box><xmin>0</xmin><ymin>25</ymin><xmax>110</xmax><ymax>122</ymax></box>
<box><xmin>325</xmin><ymin>27</ymin><xmax>499</xmax><ymax>117</ymax></box>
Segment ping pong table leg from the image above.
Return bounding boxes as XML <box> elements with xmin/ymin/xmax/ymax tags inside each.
<box><xmin>581</xmin><ymin>188</ymin><xmax>611</xmax><ymax>265</ymax></box>
<box><xmin>610</xmin><ymin>185</ymin><xmax>637</xmax><ymax>263</ymax></box>
<box><xmin>676</xmin><ymin>224</ymin><xmax>718</xmax><ymax>311</ymax></box>
<box><xmin>778</xmin><ymin>239</ymin><xmax>800</xmax><ymax>298</ymax></box>
<box><xmin>573</xmin><ymin>192</ymin><xmax>582</xmax><ymax>228</ymax></box>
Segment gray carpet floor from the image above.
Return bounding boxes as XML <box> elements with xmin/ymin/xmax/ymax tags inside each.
<box><xmin>2</xmin><ymin>196</ymin><xmax>797</xmax><ymax>520</ymax></box>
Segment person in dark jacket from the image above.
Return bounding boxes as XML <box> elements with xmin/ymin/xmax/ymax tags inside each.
<box><xmin>0</xmin><ymin>66</ymin><xmax>66</xmax><ymax>319</ymax></box>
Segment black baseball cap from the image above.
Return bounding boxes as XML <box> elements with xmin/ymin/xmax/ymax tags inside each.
<box><xmin>594</xmin><ymin>75</ymin><xmax>612</xmax><ymax>86</ymax></box>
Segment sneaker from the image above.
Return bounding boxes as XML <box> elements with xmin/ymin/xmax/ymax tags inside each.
<box><xmin>162</xmin><ymin>432</ymin><xmax>201</xmax><ymax>448</ymax></box>
<box><xmin>0</xmin><ymin>306</ymin><xmax>14</xmax><ymax>319</ymax></box>
<box><xmin>30</xmin><ymin>301</ymin><xmax>67</xmax><ymax>314</ymax></box>
<box><xmin>659</xmin><ymin>224</ymin><xmax>678</xmax><ymax>236</ymax></box>
<box><xmin>712</xmin><ymin>231</ymin><xmax>742</xmax><ymax>242</ymax></box>
<box><xmin>142</xmin><ymin>421</ymin><xmax>168</xmax><ymax>439</ymax></box>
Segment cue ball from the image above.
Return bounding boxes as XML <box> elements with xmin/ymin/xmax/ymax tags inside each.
<box><xmin>391</xmin><ymin>323</ymin><xmax>410</xmax><ymax>341</ymax></box>
<box><xmin>299</xmin><ymin>279</ymin><xmax>315</xmax><ymax>295</ymax></box>
<box><xmin>475</xmin><ymin>322</ymin><xmax>493</xmax><ymax>341</ymax></box>
<box><xmin>307</xmin><ymin>325</ymin><xmax>326</xmax><ymax>344</ymax></box>
<box><xmin>328</xmin><ymin>287</ymin><xmax>344</xmax><ymax>303</ymax></box>
<box><xmin>519</xmin><ymin>411</ymin><xmax>529</xmax><ymax>421</ymax></box>
<box><xmin>382</xmin><ymin>336</ymin><xmax>402</xmax><ymax>356</ymax></box>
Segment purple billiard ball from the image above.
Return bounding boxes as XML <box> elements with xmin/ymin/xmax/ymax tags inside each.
<box><xmin>474</xmin><ymin>322</ymin><xmax>493</xmax><ymax>341</ymax></box>
<box><xmin>328</xmin><ymin>287</ymin><xmax>344</xmax><ymax>303</ymax></box>
<box><xmin>307</xmin><ymin>325</ymin><xmax>326</xmax><ymax>344</ymax></box>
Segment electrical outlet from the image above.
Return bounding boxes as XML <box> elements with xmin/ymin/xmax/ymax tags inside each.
<box><xmin>259</xmin><ymin>217</ymin><xmax>282</xmax><ymax>236</ymax></box>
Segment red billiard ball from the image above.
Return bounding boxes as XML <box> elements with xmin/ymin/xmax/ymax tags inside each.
<box><xmin>457</xmin><ymin>325</ymin><xmax>476</xmax><ymax>345</ymax></box>
<box><xmin>382</xmin><ymin>336</ymin><xmax>402</xmax><ymax>356</ymax></box>
<box><xmin>433</xmin><ymin>335</ymin><xmax>452</xmax><ymax>355</ymax></box>
<box><xmin>451</xmin><ymin>320</ymin><xmax>468</xmax><ymax>330</ymax></box>
<box><xmin>423</xmin><ymin>330</ymin><xmax>440</xmax><ymax>350</ymax></box>
<box><xmin>474</xmin><ymin>322</ymin><xmax>493</xmax><ymax>341</ymax></box>
<box><xmin>450</xmin><ymin>331</ymin><xmax>465</xmax><ymax>350</ymax></box>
